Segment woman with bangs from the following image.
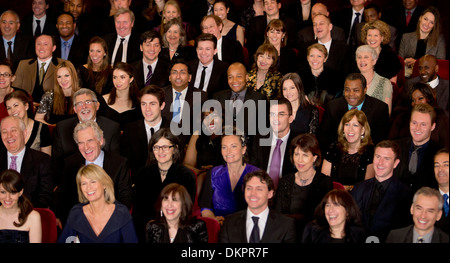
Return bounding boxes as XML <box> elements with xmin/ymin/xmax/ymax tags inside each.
<box><xmin>146</xmin><ymin>183</ymin><xmax>208</xmax><ymax>243</ymax></box>
<box><xmin>321</xmin><ymin>110</ymin><xmax>375</xmax><ymax>190</ymax></box>
<box><xmin>35</xmin><ymin>60</ymin><xmax>80</xmax><ymax>125</ymax></box>
<box><xmin>263</xmin><ymin>19</ymin><xmax>298</xmax><ymax>75</ymax></box>
<box><xmin>0</xmin><ymin>170</ymin><xmax>42</xmax><ymax>243</ymax></box>
<box><xmin>302</xmin><ymin>189</ymin><xmax>366</xmax><ymax>243</ymax></box>
<box><xmin>213</xmin><ymin>0</ymin><xmax>244</xmax><ymax>47</ymax></box>
<box><xmin>246</xmin><ymin>43</ymin><xmax>283</xmax><ymax>101</ymax></box>
<box><xmin>159</xmin><ymin>18</ymin><xmax>196</xmax><ymax>63</ymax></box>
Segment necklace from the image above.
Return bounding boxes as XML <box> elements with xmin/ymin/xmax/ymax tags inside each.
<box><xmin>159</xmin><ymin>168</ymin><xmax>169</xmax><ymax>174</ymax></box>
<box><xmin>297</xmin><ymin>171</ymin><xmax>315</xmax><ymax>186</ymax></box>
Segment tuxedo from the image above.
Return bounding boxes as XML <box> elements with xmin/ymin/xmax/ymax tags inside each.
<box><xmin>319</xmin><ymin>95</ymin><xmax>389</xmax><ymax>151</ymax></box>
<box><xmin>12</xmin><ymin>56</ymin><xmax>66</xmax><ymax>102</ymax></box>
<box><xmin>219</xmin><ymin>209</ymin><xmax>297</xmax><ymax>243</ymax></box>
<box><xmin>54</xmin><ymin>151</ymin><xmax>132</xmax><ymax>223</ymax></box>
<box><xmin>53</xmin><ymin>35</ymin><xmax>88</xmax><ymax>68</ymax></box>
<box><xmin>51</xmin><ymin>116</ymin><xmax>121</xmax><ymax>183</ymax></box>
<box><xmin>188</xmin><ymin>58</ymin><xmax>229</xmax><ymax>98</ymax></box>
<box><xmin>386</xmin><ymin>225</ymin><xmax>449</xmax><ymax>243</ymax></box>
<box><xmin>130</xmin><ymin>59</ymin><xmax>170</xmax><ymax>90</ymax></box>
<box><xmin>0</xmin><ymin>34</ymin><xmax>35</xmax><ymax>72</ymax></box>
<box><xmin>19</xmin><ymin>13</ymin><xmax>58</xmax><ymax>37</ymax></box>
<box><xmin>120</xmin><ymin>117</ymin><xmax>171</xmax><ymax>181</ymax></box>
<box><xmin>102</xmin><ymin>30</ymin><xmax>142</xmax><ymax>65</ymax></box>
<box><xmin>351</xmin><ymin>176</ymin><xmax>412</xmax><ymax>242</ymax></box>
<box><xmin>0</xmin><ymin>147</ymin><xmax>53</xmax><ymax>208</ymax></box>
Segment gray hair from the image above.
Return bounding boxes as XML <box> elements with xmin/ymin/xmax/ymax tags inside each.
<box><xmin>73</xmin><ymin>88</ymin><xmax>98</xmax><ymax>106</ymax></box>
<box><xmin>413</xmin><ymin>187</ymin><xmax>443</xmax><ymax>210</ymax></box>
<box><xmin>0</xmin><ymin>10</ymin><xmax>20</xmax><ymax>23</ymax></box>
<box><xmin>114</xmin><ymin>8</ymin><xmax>135</xmax><ymax>23</ymax></box>
<box><xmin>73</xmin><ymin>120</ymin><xmax>104</xmax><ymax>147</ymax></box>
<box><xmin>0</xmin><ymin>116</ymin><xmax>26</xmax><ymax>131</ymax></box>
<box><xmin>355</xmin><ymin>45</ymin><xmax>378</xmax><ymax>61</ymax></box>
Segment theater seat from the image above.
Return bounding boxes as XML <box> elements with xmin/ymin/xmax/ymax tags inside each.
<box><xmin>34</xmin><ymin>208</ymin><xmax>57</xmax><ymax>243</ymax></box>
<box><xmin>198</xmin><ymin>216</ymin><xmax>220</xmax><ymax>243</ymax></box>
<box><xmin>411</xmin><ymin>59</ymin><xmax>449</xmax><ymax>80</ymax></box>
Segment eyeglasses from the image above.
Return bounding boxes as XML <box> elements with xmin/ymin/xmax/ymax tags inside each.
<box><xmin>152</xmin><ymin>145</ymin><xmax>174</xmax><ymax>152</ymax></box>
<box><xmin>74</xmin><ymin>100</ymin><xmax>97</xmax><ymax>107</ymax></box>
<box><xmin>0</xmin><ymin>73</ymin><xmax>12</xmax><ymax>78</ymax></box>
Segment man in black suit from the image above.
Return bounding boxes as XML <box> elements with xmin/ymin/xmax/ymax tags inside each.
<box><xmin>394</xmin><ymin>103</ymin><xmax>440</xmax><ymax>193</ymax></box>
<box><xmin>0</xmin><ymin>10</ymin><xmax>35</xmax><ymax>72</ymax></box>
<box><xmin>381</xmin><ymin>0</ymin><xmax>426</xmax><ymax>49</ymax></box>
<box><xmin>102</xmin><ymin>8</ymin><xmax>141</xmax><ymax>65</ymax></box>
<box><xmin>404</xmin><ymin>55</ymin><xmax>449</xmax><ymax>116</ymax></box>
<box><xmin>161</xmin><ymin>59</ymin><xmax>208</xmax><ymax>145</ymax></box>
<box><xmin>19</xmin><ymin>0</ymin><xmax>57</xmax><ymax>38</ymax></box>
<box><xmin>54</xmin><ymin>12</ymin><xmax>88</xmax><ymax>68</ymax></box>
<box><xmin>351</xmin><ymin>140</ymin><xmax>412</xmax><ymax>242</ymax></box>
<box><xmin>212</xmin><ymin>62</ymin><xmax>267</xmax><ymax>145</ymax></box>
<box><xmin>188</xmin><ymin>33</ymin><xmax>229</xmax><ymax>98</ymax></box>
<box><xmin>245</xmin><ymin>0</ymin><xmax>296</xmax><ymax>62</ymax></box>
<box><xmin>51</xmin><ymin>88</ymin><xmax>121</xmax><ymax>184</ymax></box>
<box><xmin>319</xmin><ymin>73</ymin><xmax>389</xmax><ymax>151</ymax></box>
<box><xmin>131</xmin><ymin>30</ymin><xmax>169</xmax><ymax>90</ymax></box>
<box><xmin>433</xmin><ymin>149</ymin><xmax>449</xmax><ymax>235</ymax></box>
<box><xmin>54</xmin><ymin>120</ymin><xmax>132</xmax><ymax>225</ymax></box>
<box><xmin>296</xmin><ymin>3</ymin><xmax>346</xmax><ymax>46</ymax></box>
<box><xmin>249</xmin><ymin>98</ymin><xmax>297</xmax><ymax>190</ymax></box>
<box><xmin>68</xmin><ymin>0</ymin><xmax>98</xmax><ymax>40</ymax></box>
<box><xmin>121</xmin><ymin>85</ymin><xmax>170</xmax><ymax>181</ymax></box>
<box><xmin>386</xmin><ymin>186</ymin><xmax>449</xmax><ymax>243</ymax></box>
<box><xmin>298</xmin><ymin>13</ymin><xmax>351</xmax><ymax>75</ymax></box>
<box><xmin>219</xmin><ymin>170</ymin><xmax>297</xmax><ymax>243</ymax></box>
<box><xmin>200</xmin><ymin>15</ymin><xmax>245</xmax><ymax>66</ymax></box>
<box><xmin>0</xmin><ymin>116</ymin><xmax>53</xmax><ymax>208</ymax></box>
<box><xmin>332</xmin><ymin>0</ymin><xmax>367</xmax><ymax>47</ymax></box>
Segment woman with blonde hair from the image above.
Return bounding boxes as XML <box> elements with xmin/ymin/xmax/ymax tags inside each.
<box><xmin>58</xmin><ymin>164</ymin><xmax>138</xmax><ymax>243</ymax></box>
<box><xmin>322</xmin><ymin>110</ymin><xmax>375</xmax><ymax>190</ymax></box>
<box><xmin>155</xmin><ymin>0</ymin><xmax>196</xmax><ymax>45</ymax></box>
<box><xmin>35</xmin><ymin>60</ymin><xmax>80</xmax><ymax>125</ymax></box>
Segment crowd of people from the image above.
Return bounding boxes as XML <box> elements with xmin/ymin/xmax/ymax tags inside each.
<box><xmin>0</xmin><ymin>0</ymin><xmax>448</xmax><ymax>244</ymax></box>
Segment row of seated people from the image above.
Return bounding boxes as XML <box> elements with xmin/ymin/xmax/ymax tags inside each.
<box><xmin>0</xmin><ymin>58</ymin><xmax>448</xmax><ymax>243</ymax></box>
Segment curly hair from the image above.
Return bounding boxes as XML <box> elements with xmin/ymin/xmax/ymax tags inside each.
<box><xmin>360</xmin><ymin>20</ymin><xmax>391</xmax><ymax>45</ymax></box>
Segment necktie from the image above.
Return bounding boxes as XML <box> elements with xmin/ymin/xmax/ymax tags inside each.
<box><xmin>444</xmin><ymin>194</ymin><xmax>449</xmax><ymax>217</ymax></box>
<box><xmin>6</xmin><ymin>41</ymin><xmax>13</xmax><ymax>61</ymax></box>
<box><xmin>63</xmin><ymin>41</ymin><xmax>70</xmax><ymax>60</ymax></box>
<box><xmin>39</xmin><ymin>62</ymin><xmax>46</xmax><ymax>85</ymax></box>
<box><xmin>172</xmin><ymin>91</ymin><xmax>182</xmax><ymax>123</ymax></box>
<box><xmin>35</xmin><ymin>20</ymin><xmax>42</xmax><ymax>37</ymax></box>
<box><xmin>232</xmin><ymin>92</ymin><xmax>241</xmax><ymax>118</ymax></box>
<box><xmin>114</xmin><ymin>38</ymin><xmax>125</xmax><ymax>65</ymax></box>
<box><xmin>249</xmin><ymin>216</ymin><xmax>260</xmax><ymax>243</ymax></box>
<box><xmin>268</xmin><ymin>139</ymin><xmax>283</xmax><ymax>189</ymax></box>
<box><xmin>348</xmin><ymin>12</ymin><xmax>360</xmax><ymax>44</ymax></box>
<box><xmin>408</xmin><ymin>145</ymin><xmax>422</xmax><ymax>174</ymax></box>
<box><xmin>351</xmin><ymin>106</ymin><xmax>357</xmax><ymax>110</ymax></box>
<box><xmin>369</xmin><ymin>181</ymin><xmax>384</xmax><ymax>219</ymax></box>
<box><xmin>406</xmin><ymin>11</ymin><xmax>412</xmax><ymax>26</ymax></box>
<box><xmin>417</xmin><ymin>236</ymin><xmax>424</xmax><ymax>243</ymax></box>
<box><xmin>148</xmin><ymin>127</ymin><xmax>155</xmax><ymax>146</ymax></box>
<box><xmin>145</xmin><ymin>65</ymin><xmax>153</xmax><ymax>86</ymax></box>
<box><xmin>9</xmin><ymin>156</ymin><xmax>18</xmax><ymax>171</ymax></box>
<box><xmin>198</xmin><ymin>66</ymin><xmax>207</xmax><ymax>91</ymax></box>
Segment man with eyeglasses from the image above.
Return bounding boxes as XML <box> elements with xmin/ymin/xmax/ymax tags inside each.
<box><xmin>0</xmin><ymin>10</ymin><xmax>35</xmax><ymax>72</ymax></box>
<box><xmin>249</xmin><ymin>97</ymin><xmax>298</xmax><ymax>190</ymax></box>
<box><xmin>54</xmin><ymin>120</ymin><xmax>131</xmax><ymax>228</ymax></box>
<box><xmin>51</xmin><ymin>88</ymin><xmax>121</xmax><ymax>183</ymax></box>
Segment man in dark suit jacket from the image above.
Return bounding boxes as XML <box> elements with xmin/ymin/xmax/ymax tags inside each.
<box><xmin>19</xmin><ymin>0</ymin><xmax>58</xmax><ymax>38</ymax></box>
<box><xmin>245</xmin><ymin>0</ymin><xmax>296</xmax><ymax>62</ymax></box>
<box><xmin>249</xmin><ymin>98</ymin><xmax>298</xmax><ymax>189</ymax></box>
<box><xmin>219</xmin><ymin>170</ymin><xmax>297</xmax><ymax>243</ymax></box>
<box><xmin>394</xmin><ymin>103</ymin><xmax>440</xmax><ymax>193</ymax></box>
<box><xmin>131</xmin><ymin>30</ymin><xmax>169</xmax><ymax>90</ymax></box>
<box><xmin>188</xmin><ymin>33</ymin><xmax>229</xmax><ymax>98</ymax></box>
<box><xmin>53</xmin><ymin>12</ymin><xmax>88</xmax><ymax>68</ymax></box>
<box><xmin>54</xmin><ymin>121</ymin><xmax>132</xmax><ymax>225</ymax></box>
<box><xmin>404</xmin><ymin>55</ymin><xmax>449</xmax><ymax>116</ymax></box>
<box><xmin>332</xmin><ymin>0</ymin><xmax>367</xmax><ymax>47</ymax></box>
<box><xmin>200</xmin><ymin>15</ymin><xmax>245</xmax><ymax>66</ymax></box>
<box><xmin>0</xmin><ymin>10</ymin><xmax>35</xmax><ymax>72</ymax></box>
<box><xmin>319</xmin><ymin>73</ymin><xmax>389</xmax><ymax>151</ymax></box>
<box><xmin>120</xmin><ymin>85</ymin><xmax>170</xmax><ymax>181</ymax></box>
<box><xmin>386</xmin><ymin>186</ymin><xmax>449</xmax><ymax>243</ymax></box>
<box><xmin>0</xmin><ymin>116</ymin><xmax>53</xmax><ymax>208</ymax></box>
<box><xmin>102</xmin><ymin>8</ymin><xmax>141</xmax><ymax>65</ymax></box>
<box><xmin>351</xmin><ymin>140</ymin><xmax>412</xmax><ymax>242</ymax></box>
<box><xmin>212</xmin><ymin>62</ymin><xmax>267</xmax><ymax>146</ymax></box>
<box><xmin>433</xmin><ymin>149</ymin><xmax>449</xmax><ymax>235</ymax></box>
<box><xmin>381</xmin><ymin>0</ymin><xmax>426</xmax><ymax>49</ymax></box>
<box><xmin>52</xmin><ymin>88</ymin><xmax>121</xmax><ymax>184</ymax></box>
<box><xmin>12</xmin><ymin>34</ymin><xmax>65</xmax><ymax>103</ymax></box>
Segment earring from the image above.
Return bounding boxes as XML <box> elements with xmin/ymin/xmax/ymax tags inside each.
<box><xmin>160</xmin><ymin>210</ymin><xmax>163</xmax><ymax>217</ymax></box>
<box><xmin>361</xmin><ymin>134</ymin><xmax>364</xmax><ymax>139</ymax></box>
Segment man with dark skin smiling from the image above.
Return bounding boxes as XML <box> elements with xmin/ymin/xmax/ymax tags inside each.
<box><xmin>319</xmin><ymin>73</ymin><xmax>389</xmax><ymax>151</ymax></box>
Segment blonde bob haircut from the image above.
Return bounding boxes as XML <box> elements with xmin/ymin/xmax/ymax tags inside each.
<box><xmin>337</xmin><ymin>109</ymin><xmax>373</xmax><ymax>154</ymax></box>
<box><xmin>76</xmin><ymin>164</ymin><xmax>115</xmax><ymax>204</ymax></box>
